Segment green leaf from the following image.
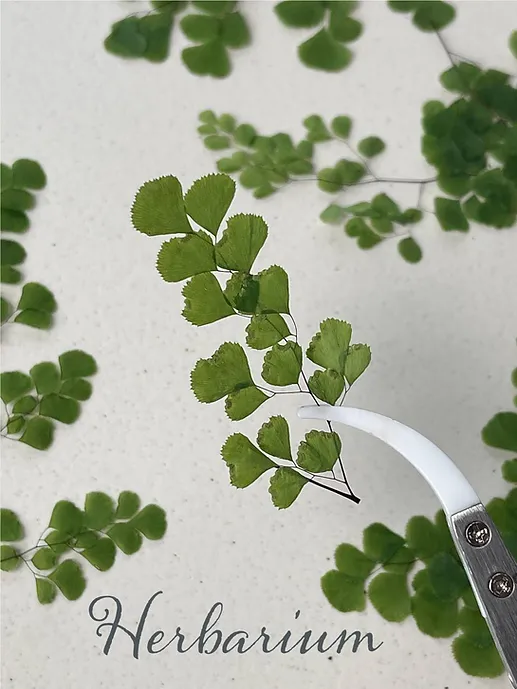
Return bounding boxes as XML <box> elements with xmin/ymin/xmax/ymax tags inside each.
<box><xmin>510</xmin><ymin>30</ymin><xmax>517</xmax><ymax>60</ymax></box>
<box><xmin>245</xmin><ymin>314</ymin><xmax>291</xmax><ymax>350</ymax></box>
<box><xmin>6</xmin><ymin>415</ymin><xmax>25</xmax><ymax>434</ymax></box>
<box><xmin>303</xmin><ymin>114</ymin><xmax>332</xmax><ymax>143</ymax></box>
<box><xmin>234</xmin><ymin>123</ymin><xmax>257</xmax><ymax>146</ymax></box>
<box><xmin>335</xmin><ymin>159</ymin><xmax>365</xmax><ymax>184</ymax></box>
<box><xmin>138</xmin><ymin>12</ymin><xmax>174</xmax><ymax>63</ymax></box>
<box><xmin>49</xmin><ymin>501</ymin><xmax>84</xmax><ymax>536</ymax></box>
<box><xmin>14</xmin><ymin>309</ymin><xmax>52</xmax><ymax>329</ymax></box>
<box><xmin>1</xmin><ymin>371</ymin><xmax>33</xmax><ymax>403</ymax></box>
<box><xmin>182</xmin><ymin>39</ymin><xmax>231</xmax><ymax>78</ymax></box>
<box><xmin>40</xmin><ymin>394</ymin><xmax>80</xmax><ymax>424</ymax></box>
<box><xmin>12</xmin><ymin>395</ymin><xmax>37</xmax><ymax>414</ymax></box>
<box><xmin>239</xmin><ymin>166</ymin><xmax>269</xmax><ymax>189</ymax></box>
<box><xmin>269</xmin><ymin>467</ymin><xmax>308</xmax><ymax>508</ymax></box>
<box><xmin>157</xmin><ymin>231</ymin><xmax>216</xmax><ymax>283</ymax></box>
<box><xmin>320</xmin><ymin>204</ymin><xmax>346</xmax><ymax>224</ymax></box>
<box><xmin>44</xmin><ymin>530</ymin><xmax>71</xmax><ymax>554</ymax></box>
<box><xmin>30</xmin><ymin>362</ymin><xmax>60</xmax><ymax>395</ymax></box>
<box><xmin>388</xmin><ymin>0</ymin><xmax>418</xmax><ymax>11</ymax></box>
<box><xmin>0</xmin><ymin>208</ymin><xmax>29</xmax><ymax>232</ymax></box>
<box><xmin>48</xmin><ymin>560</ymin><xmax>86</xmax><ymax>601</ymax></box>
<box><xmin>191</xmin><ymin>342</ymin><xmax>252</xmax><ymax>402</ymax></box>
<box><xmin>81</xmin><ymin>538</ymin><xmax>116</xmax><ymax>571</ymax></box>
<box><xmin>199</xmin><ymin>109</ymin><xmax>218</xmax><ymax>124</ymax></box>
<box><xmin>1</xmin><ymin>163</ymin><xmax>12</xmax><ymax>189</ymax></box>
<box><xmin>19</xmin><ymin>416</ymin><xmax>54</xmax><ymax>450</ymax></box>
<box><xmin>257</xmin><ymin>415</ymin><xmax>292</xmax><ymax>460</ymax></box>
<box><xmin>330</xmin><ymin>115</ymin><xmax>352</xmax><ymax>139</ymax></box>
<box><xmin>482</xmin><ymin>411</ymin><xmax>517</xmax><ymax>452</ymax></box>
<box><xmin>297</xmin><ymin>429</ymin><xmax>341</xmax><ymax>473</ymax></box>
<box><xmin>427</xmin><ymin>552</ymin><xmax>468</xmax><ymax>602</ymax></box>
<box><xmin>75</xmin><ymin>531</ymin><xmax>100</xmax><ymax>549</ymax></box>
<box><xmin>344</xmin><ymin>344</ymin><xmax>371</xmax><ymax>385</ymax></box>
<box><xmin>1</xmin><ymin>297</ymin><xmax>11</xmax><ymax>322</ymax></box>
<box><xmin>221</xmin><ymin>12</ymin><xmax>250</xmax><ymax>48</ymax></box>
<box><xmin>371</xmin><ymin>193</ymin><xmax>400</xmax><ymax>218</ymax></box>
<box><xmin>329</xmin><ymin>8</ymin><xmax>362</xmax><ymax>42</ymax></box>
<box><xmin>1</xmin><ymin>266</ymin><xmax>21</xmax><ymax>284</ymax></box>
<box><xmin>452</xmin><ymin>635</ymin><xmax>504</xmax><ymax>678</ymax></box>
<box><xmin>435</xmin><ymin>196</ymin><xmax>469</xmax><ymax>231</ymax></box>
<box><xmin>182</xmin><ymin>272</ymin><xmax>234</xmax><ymax>325</ymax></box>
<box><xmin>222</xmin><ymin>433</ymin><xmax>275</xmax><ymax>488</ymax></box>
<box><xmin>368</xmin><ymin>573</ymin><xmax>411</xmax><ymax>622</ymax></box>
<box><xmin>363</xmin><ymin>523</ymin><xmax>405</xmax><ymax>563</ymax></box>
<box><xmin>1</xmin><ymin>188</ymin><xmax>35</xmax><ymax>211</ymax></box>
<box><xmin>306</xmin><ymin>319</ymin><xmax>352</xmax><ymax>375</ymax></box>
<box><xmin>398</xmin><ymin>208</ymin><xmax>423</xmax><ymax>225</ymax></box>
<box><xmin>317</xmin><ymin>167</ymin><xmax>343</xmax><ymax>192</ymax></box>
<box><xmin>411</xmin><ymin>590</ymin><xmax>458</xmax><ymax>638</ymax></box>
<box><xmin>108</xmin><ymin>523</ymin><xmax>142</xmax><ymax>554</ymax></box>
<box><xmin>262</xmin><ymin>342</ymin><xmax>302</xmax><ymax>386</ymax></box>
<box><xmin>104</xmin><ymin>16</ymin><xmax>148</xmax><ymax>58</ymax></box>
<box><xmin>0</xmin><ymin>545</ymin><xmax>21</xmax><ymax>572</ymax></box>
<box><xmin>84</xmin><ymin>492</ymin><xmax>115</xmax><ymax>530</ymax></box>
<box><xmin>383</xmin><ymin>545</ymin><xmax>416</xmax><ymax>575</ymax></box>
<box><xmin>1</xmin><ymin>239</ymin><xmax>26</xmax><ymax>266</ymax></box>
<box><xmin>184</xmin><ymin>174</ymin><xmax>235</xmax><ymax>235</ymax></box>
<box><xmin>440</xmin><ymin>62</ymin><xmax>482</xmax><ymax>94</ymax></box>
<box><xmin>115</xmin><ymin>491</ymin><xmax>141</xmax><ymax>520</ymax></box>
<box><xmin>398</xmin><ymin>236</ymin><xmax>422</xmax><ymax>263</ymax></box>
<box><xmin>412</xmin><ymin>0</ymin><xmax>456</xmax><ymax>32</ymax></box>
<box><xmin>0</xmin><ymin>508</ymin><xmax>24</xmax><ymax>541</ymax></box>
<box><xmin>256</xmin><ymin>265</ymin><xmax>290</xmax><ymax>314</ymax></box>
<box><xmin>224</xmin><ymin>272</ymin><xmax>259</xmax><ymax>313</ymax></box>
<box><xmin>130</xmin><ymin>505</ymin><xmax>167</xmax><ymax>540</ymax></box>
<box><xmin>321</xmin><ymin>570</ymin><xmax>366</xmax><ymax>612</ymax></box>
<box><xmin>334</xmin><ymin>544</ymin><xmax>374</xmax><ymax>579</ymax></box>
<box><xmin>298</xmin><ymin>29</ymin><xmax>352</xmax><ymax>72</ymax></box>
<box><xmin>36</xmin><ymin>578</ymin><xmax>57</xmax><ymax>604</ymax></box>
<box><xmin>59</xmin><ymin>378</ymin><xmax>93</xmax><ymax>401</ymax></box>
<box><xmin>358</xmin><ymin>136</ymin><xmax>385</xmax><ymax>158</ymax></box>
<box><xmin>204</xmin><ymin>134</ymin><xmax>232</xmax><ymax>150</ymax></box>
<box><xmin>180</xmin><ymin>13</ymin><xmax>220</xmax><ymax>41</ymax></box>
<box><xmin>215</xmin><ymin>214</ymin><xmax>267</xmax><ymax>272</ymax></box>
<box><xmin>59</xmin><ymin>350</ymin><xmax>97</xmax><ymax>380</ymax></box>
<box><xmin>192</xmin><ymin>0</ymin><xmax>235</xmax><ymax>15</ymax></box>
<box><xmin>132</xmin><ymin>176</ymin><xmax>192</xmax><ymax>236</ymax></box>
<box><xmin>225</xmin><ymin>386</ymin><xmax>268</xmax><ymax>420</ymax></box>
<box><xmin>32</xmin><ymin>547</ymin><xmax>57</xmax><ymax>571</ymax></box>
<box><xmin>502</xmin><ymin>458</ymin><xmax>517</xmax><ymax>483</ymax></box>
<box><xmin>458</xmin><ymin>607</ymin><xmax>494</xmax><ymax>648</ymax></box>
<box><xmin>405</xmin><ymin>515</ymin><xmax>442</xmax><ymax>560</ymax></box>
<box><xmin>308</xmin><ymin>369</ymin><xmax>344</xmax><ymax>404</ymax></box>
<box><xmin>274</xmin><ymin>1</ymin><xmax>325</xmax><ymax>28</ymax></box>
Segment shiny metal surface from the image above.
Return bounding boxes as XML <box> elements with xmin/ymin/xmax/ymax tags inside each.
<box><xmin>450</xmin><ymin>504</ymin><xmax>517</xmax><ymax>687</ymax></box>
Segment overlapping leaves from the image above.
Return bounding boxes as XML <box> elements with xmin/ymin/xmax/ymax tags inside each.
<box><xmin>322</xmin><ymin>363</ymin><xmax>517</xmax><ymax>678</ymax></box>
<box><xmin>104</xmin><ymin>1</ymin><xmax>250</xmax><ymax>77</ymax></box>
<box><xmin>388</xmin><ymin>1</ymin><xmax>456</xmax><ymax>32</ymax></box>
<box><xmin>133</xmin><ymin>171</ymin><xmax>371</xmax><ymax>507</ymax></box>
<box><xmin>0</xmin><ymin>493</ymin><xmax>167</xmax><ymax>604</ymax></box>
<box><xmin>1</xmin><ymin>350</ymin><xmax>97</xmax><ymax>450</ymax></box>
<box><xmin>274</xmin><ymin>0</ymin><xmax>363</xmax><ymax>72</ymax></box>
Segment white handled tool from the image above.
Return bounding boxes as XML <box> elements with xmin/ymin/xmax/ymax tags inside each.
<box><xmin>298</xmin><ymin>405</ymin><xmax>517</xmax><ymax>688</ymax></box>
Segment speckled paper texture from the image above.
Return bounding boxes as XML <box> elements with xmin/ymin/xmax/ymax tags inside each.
<box><xmin>1</xmin><ymin>1</ymin><xmax>516</xmax><ymax>688</ymax></box>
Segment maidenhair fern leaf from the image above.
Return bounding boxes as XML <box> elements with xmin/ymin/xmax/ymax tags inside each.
<box><xmin>257</xmin><ymin>415</ymin><xmax>292</xmax><ymax>460</ymax></box>
<box><xmin>221</xmin><ymin>433</ymin><xmax>275</xmax><ymax>488</ymax></box>
<box><xmin>132</xmin><ymin>176</ymin><xmax>192</xmax><ymax>236</ymax></box>
<box><xmin>306</xmin><ymin>319</ymin><xmax>352</xmax><ymax>375</ymax></box>
<box><xmin>297</xmin><ymin>429</ymin><xmax>341</xmax><ymax>473</ymax></box>
<box><xmin>269</xmin><ymin>467</ymin><xmax>308</xmax><ymax>508</ymax></box>
<box><xmin>191</xmin><ymin>342</ymin><xmax>253</xmax><ymax>403</ymax></box>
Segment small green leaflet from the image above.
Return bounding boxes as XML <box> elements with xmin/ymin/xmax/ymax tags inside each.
<box><xmin>344</xmin><ymin>344</ymin><xmax>371</xmax><ymax>385</ymax></box>
<box><xmin>321</xmin><ymin>570</ymin><xmax>366</xmax><ymax>612</ymax></box>
<box><xmin>308</xmin><ymin>369</ymin><xmax>344</xmax><ymax>404</ymax></box>
<box><xmin>132</xmin><ymin>176</ymin><xmax>192</xmax><ymax>236</ymax></box>
<box><xmin>157</xmin><ymin>231</ymin><xmax>216</xmax><ymax>282</ymax></box>
<box><xmin>297</xmin><ymin>429</ymin><xmax>341</xmax><ymax>473</ymax></box>
<box><xmin>182</xmin><ymin>272</ymin><xmax>234</xmax><ymax>325</ymax></box>
<box><xmin>269</xmin><ymin>467</ymin><xmax>308</xmax><ymax>508</ymax></box>
<box><xmin>221</xmin><ymin>433</ymin><xmax>275</xmax><ymax>488</ymax></box>
<box><xmin>184</xmin><ymin>174</ymin><xmax>235</xmax><ymax>234</ymax></box>
<box><xmin>225</xmin><ymin>386</ymin><xmax>268</xmax><ymax>420</ymax></box>
<box><xmin>257</xmin><ymin>415</ymin><xmax>292</xmax><ymax>460</ymax></box>
<box><xmin>262</xmin><ymin>342</ymin><xmax>302</xmax><ymax>386</ymax></box>
<box><xmin>368</xmin><ymin>573</ymin><xmax>411</xmax><ymax>622</ymax></box>
<box><xmin>215</xmin><ymin>214</ymin><xmax>267</xmax><ymax>271</ymax></box>
<box><xmin>191</xmin><ymin>342</ymin><xmax>253</xmax><ymax>403</ymax></box>
<box><xmin>306</xmin><ymin>319</ymin><xmax>351</xmax><ymax>374</ymax></box>
<box><xmin>245</xmin><ymin>314</ymin><xmax>291</xmax><ymax>350</ymax></box>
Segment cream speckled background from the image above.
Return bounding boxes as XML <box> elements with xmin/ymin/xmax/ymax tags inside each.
<box><xmin>1</xmin><ymin>1</ymin><xmax>517</xmax><ymax>687</ymax></box>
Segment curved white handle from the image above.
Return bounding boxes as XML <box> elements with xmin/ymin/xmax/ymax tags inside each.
<box><xmin>298</xmin><ymin>405</ymin><xmax>480</xmax><ymax>516</ymax></box>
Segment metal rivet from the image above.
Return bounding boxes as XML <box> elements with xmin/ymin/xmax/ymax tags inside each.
<box><xmin>488</xmin><ymin>572</ymin><xmax>515</xmax><ymax>598</ymax></box>
<box><xmin>465</xmin><ymin>521</ymin><xmax>491</xmax><ymax>548</ymax></box>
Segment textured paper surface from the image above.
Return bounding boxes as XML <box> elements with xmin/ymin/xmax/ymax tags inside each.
<box><xmin>1</xmin><ymin>1</ymin><xmax>516</xmax><ymax>687</ymax></box>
